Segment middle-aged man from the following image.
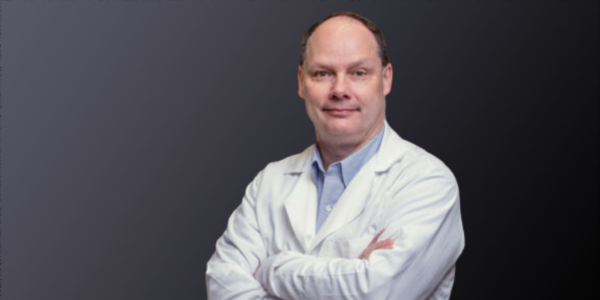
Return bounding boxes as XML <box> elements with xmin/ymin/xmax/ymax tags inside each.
<box><xmin>206</xmin><ymin>11</ymin><xmax>465</xmax><ymax>300</ymax></box>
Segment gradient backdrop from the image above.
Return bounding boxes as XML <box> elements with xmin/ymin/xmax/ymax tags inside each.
<box><xmin>2</xmin><ymin>0</ymin><xmax>598</xmax><ymax>299</ymax></box>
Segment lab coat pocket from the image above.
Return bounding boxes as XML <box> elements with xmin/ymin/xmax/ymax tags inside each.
<box><xmin>320</xmin><ymin>235</ymin><xmax>374</xmax><ymax>259</ymax></box>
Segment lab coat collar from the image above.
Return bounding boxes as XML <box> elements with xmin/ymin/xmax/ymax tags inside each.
<box><xmin>282</xmin><ymin>121</ymin><xmax>407</xmax><ymax>252</ymax></box>
<box><xmin>282</xmin><ymin>121</ymin><xmax>405</xmax><ymax>175</ymax></box>
<box><xmin>372</xmin><ymin>121</ymin><xmax>406</xmax><ymax>173</ymax></box>
<box><xmin>283</xmin><ymin>169</ymin><xmax>317</xmax><ymax>252</ymax></box>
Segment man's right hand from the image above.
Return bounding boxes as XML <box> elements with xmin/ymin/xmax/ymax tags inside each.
<box><xmin>359</xmin><ymin>228</ymin><xmax>394</xmax><ymax>260</ymax></box>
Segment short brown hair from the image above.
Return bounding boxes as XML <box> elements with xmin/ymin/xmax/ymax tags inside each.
<box><xmin>299</xmin><ymin>11</ymin><xmax>390</xmax><ymax>67</ymax></box>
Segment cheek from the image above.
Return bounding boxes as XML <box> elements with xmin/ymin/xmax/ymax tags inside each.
<box><xmin>305</xmin><ymin>82</ymin><xmax>330</xmax><ymax>97</ymax></box>
<box><xmin>304</xmin><ymin>99</ymin><xmax>320</xmax><ymax>120</ymax></box>
<box><xmin>303</xmin><ymin>89</ymin><xmax>326</xmax><ymax>108</ymax></box>
<box><xmin>304</xmin><ymin>97</ymin><xmax>320</xmax><ymax>113</ymax></box>
<box><xmin>357</xmin><ymin>86</ymin><xmax>385</xmax><ymax>108</ymax></box>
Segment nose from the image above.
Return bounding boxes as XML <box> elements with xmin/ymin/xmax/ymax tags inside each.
<box><xmin>330</xmin><ymin>75</ymin><xmax>350</xmax><ymax>101</ymax></box>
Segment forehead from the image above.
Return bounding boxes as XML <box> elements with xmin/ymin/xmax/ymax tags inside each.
<box><xmin>305</xmin><ymin>17</ymin><xmax>379</xmax><ymax>66</ymax></box>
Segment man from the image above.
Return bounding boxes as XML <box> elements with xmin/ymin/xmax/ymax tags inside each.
<box><xmin>206</xmin><ymin>11</ymin><xmax>465</xmax><ymax>300</ymax></box>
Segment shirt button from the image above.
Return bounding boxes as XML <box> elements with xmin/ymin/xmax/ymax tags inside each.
<box><xmin>325</xmin><ymin>205</ymin><xmax>332</xmax><ymax>212</ymax></box>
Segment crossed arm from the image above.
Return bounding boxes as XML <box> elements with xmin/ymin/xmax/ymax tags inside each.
<box><xmin>206</xmin><ymin>168</ymin><xmax>465</xmax><ymax>300</ymax></box>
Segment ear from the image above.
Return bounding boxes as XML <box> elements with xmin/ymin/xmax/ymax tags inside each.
<box><xmin>298</xmin><ymin>65</ymin><xmax>305</xmax><ymax>99</ymax></box>
<box><xmin>382</xmin><ymin>63</ymin><xmax>393</xmax><ymax>96</ymax></box>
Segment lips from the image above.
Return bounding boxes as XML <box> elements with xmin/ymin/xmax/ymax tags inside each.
<box><xmin>323</xmin><ymin>108</ymin><xmax>357</xmax><ymax>117</ymax></box>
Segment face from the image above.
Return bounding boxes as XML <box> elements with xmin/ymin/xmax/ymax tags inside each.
<box><xmin>298</xmin><ymin>17</ymin><xmax>392</xmax><ymax>144</ymax></box>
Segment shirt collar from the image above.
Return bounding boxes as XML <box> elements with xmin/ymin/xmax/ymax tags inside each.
<box><xmin>311</xmin><ymin>125</ymin><xmax>385</xmax><ymax>186</ymax></box>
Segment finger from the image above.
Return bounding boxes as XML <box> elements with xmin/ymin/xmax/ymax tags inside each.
<box><xmin>370</xmin><ymin>228</ymin><xmax>387</xmax><ymax>244</ymax></box>
<box><xmin>381</xmin><ymin>239</ymin><xmax>394</xmax><ymax>249</ymax></box>
<box><xmin>373</xmin><ymin>238</ymin><xmax>394</xmax><ymax>250</ymax></box>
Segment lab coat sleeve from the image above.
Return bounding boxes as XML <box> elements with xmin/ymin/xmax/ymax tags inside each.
<box><xmin>206</xmin><ymin>170</ymin><xmax>278</xmax><ymax>300</ymax></box>
<box><xmin>255</xmin><ymin>167</ymin><xmax>465</xmax><ymax>300</ymax></box>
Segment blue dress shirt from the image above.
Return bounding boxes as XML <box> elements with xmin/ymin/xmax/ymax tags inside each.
<box><xmin>311</xmin><ymin>126</ymin><xmax>385</xmax><ymax>233</ymax></box>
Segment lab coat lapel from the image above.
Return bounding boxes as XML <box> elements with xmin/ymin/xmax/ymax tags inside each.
<box><xmin>283</xmin><ymin>166</ymin><xmax>317</xmax><ymax>253</ymax></box>
<box><xmin>283</xmin><ymin>121</ymin><xmax>403</xmax><ymax>254</ymax></box>
<box><xmin>309</xmin><ymin>161</ymin><xmax>375</xmax><ymax>252</ymax></box>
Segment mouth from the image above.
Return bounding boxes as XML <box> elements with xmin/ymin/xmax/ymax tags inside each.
<box><xmin>322</xmin><ymin>108</ymin><xmax>358</xmax><ymax>117</ymax></box>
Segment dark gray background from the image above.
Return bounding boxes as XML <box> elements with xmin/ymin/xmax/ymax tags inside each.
<box><xmin>2</xmin><ymin>0</ymin><xmax>598</xmax><ymax>299</ymax></box>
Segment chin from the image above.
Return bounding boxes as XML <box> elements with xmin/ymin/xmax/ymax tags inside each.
<box><xmin>322</xmin><ymin>122</ymin><xmax>359</xmax><ymax>137</ymax></box>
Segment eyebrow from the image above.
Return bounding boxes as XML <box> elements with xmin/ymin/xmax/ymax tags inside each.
<box><xmin>309</xmin><ymin>59</ymin><xmax>372</xmax><ymax>70</ymax></box>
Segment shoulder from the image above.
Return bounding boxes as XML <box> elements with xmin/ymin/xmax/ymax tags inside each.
<box><xmin>379</xmin><ymin>132</ymin><xmax>461</xmax><ymax>217</ymax></box>
<box><xmin>397</xmin><ymin>139</ymin><xmax>454</xmax><ymax>179</ymax></box>
<box><xmin>262</xmin><ymin>145</ymin><xmax>314</xmax><ymax>175</ymax></box>
<box><xmin>378</xmin><ymin>127</ymin><xmax>457</xmax><ymax>188</ymax></box>
<box><xmin>248</xmin><ymin>145</ymin><xmax>313</xmax><ymax>189</ymax></box>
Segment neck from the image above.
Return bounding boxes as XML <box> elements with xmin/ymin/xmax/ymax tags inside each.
<box><xmin>316</xmin><ymin>121</ymin><xmax>384</xmax><ymax>170</ymax></box>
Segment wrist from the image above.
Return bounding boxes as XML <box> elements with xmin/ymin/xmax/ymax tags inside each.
<box><xmin>256</xmin><ymin>253</ymin><xmax>281</xmax><ymax>293</ymax></box>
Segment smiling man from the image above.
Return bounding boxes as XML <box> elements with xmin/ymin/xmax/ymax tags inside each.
<box><xmin>206</xmin><ymin>11</ymin><xmax>465</xmax><ymax>300</ymax></box>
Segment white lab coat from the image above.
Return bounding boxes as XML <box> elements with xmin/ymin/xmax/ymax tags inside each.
<box><xmin>206</xmin><ymin>122</ymin><xmax>465</xmax><ymax>300</ymax></box>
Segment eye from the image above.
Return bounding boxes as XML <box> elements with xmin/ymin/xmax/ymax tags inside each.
<box><xmin>354</xmin><ymin>70</ymin><xmax>367</xmax><ymax>77</ymax></box>
<box><xmin>314</xmin><ymin>71</ymin><xmax>330</xmax><ymax>77</ymax></box>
